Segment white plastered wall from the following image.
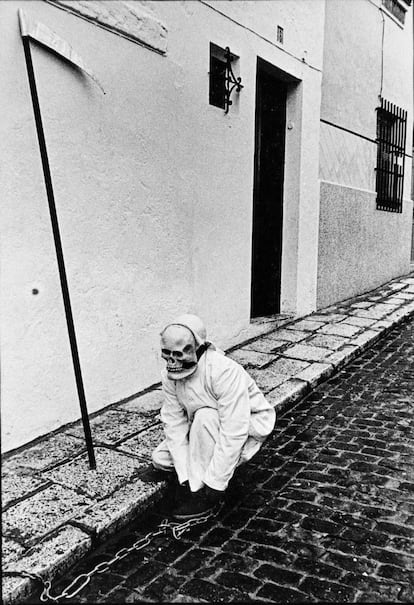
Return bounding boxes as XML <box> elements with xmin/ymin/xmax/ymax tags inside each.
<box><xmin>317</xmin><ymin>0</ymin><xmax>413</xmax><ymax>309</ymax></box>
<box><xmin>1</xmin><ymin>0</ymin><xmax>325</xmax><ymax>452</ymax></box>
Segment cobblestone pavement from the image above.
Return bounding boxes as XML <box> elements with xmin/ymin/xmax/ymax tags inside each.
<box><xmin>30</xmin><ymin>318</ymin><xmax>414</xmax><ymax>603</ymax></box>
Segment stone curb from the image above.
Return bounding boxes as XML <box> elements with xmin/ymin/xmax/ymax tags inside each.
<box><xmin>2</xmin><ymin>273</ymin><xmax>414</xmax><ymax>605</ymax></box>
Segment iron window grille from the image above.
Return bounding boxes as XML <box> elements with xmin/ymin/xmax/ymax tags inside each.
<box><xmin>209</xmin><ymin>43</ymin><xmax>242</xmax><ymax>113</ymax></box>
<box><xmin>381</xmin><ymin>0</ymin><xmax>411</xmax><ymax>25</ymax></box>
<box><xmin>209</xmin><ymin>43</ymin><xmax>227</xmax><ymax>109</ymax></box>
<box><xmin>375</xmin><ymin>98</ymin><xmax>407</xmax><ymax>213</ymax></box>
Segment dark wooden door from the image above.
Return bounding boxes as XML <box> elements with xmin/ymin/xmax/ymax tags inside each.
<box><xmin>251</xmin><ymin>62</ymin><xmax>287</xmax><ymax>317</ymax></box>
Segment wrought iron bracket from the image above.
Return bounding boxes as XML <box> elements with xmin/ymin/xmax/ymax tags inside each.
<box><xmin>224</xmin><ymin>46</ymin><xmax>243</xmax><ymax>114</ymax></box>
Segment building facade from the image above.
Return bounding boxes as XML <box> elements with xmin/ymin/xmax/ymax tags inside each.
<box><xmin>1</xmin><ymin>0</ymin><xmax>412</xmax><ymax>452</ymax></box>
<box><xmin>318</xmin><ymin>0</ymin><xmax>413</xmax><ymax>307</ymax></box>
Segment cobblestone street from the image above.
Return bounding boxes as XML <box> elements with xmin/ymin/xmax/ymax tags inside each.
<box><xmin>32</xmin><ymin>318</ymin><xmax>414</xmax><ymax>603</ymax></box>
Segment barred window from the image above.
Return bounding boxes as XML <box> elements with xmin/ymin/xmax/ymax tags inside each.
<box><xmin>381</xmin><ymin>0</ymin><xmax>411</xmax><ymax>25</ymax></box>
<box><xmin>209</xmin><ymin>43</ymin><xmax>227</xmax><ymax>109</ymax></box>
<box><xmin>209</xmin><ymin>43</ymin><xmax>239</xmax><ymax>111</ymax></box>
<box><xmin>375</xmin><ymin>98</ymin><xmax>407</xmax><ymax>213</ymax></box>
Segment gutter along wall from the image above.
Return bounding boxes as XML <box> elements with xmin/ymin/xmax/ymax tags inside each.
<box><xmin>1</xmin><ymin>0</ymin><xmax>324</xmax><ymax>452</ymax></box>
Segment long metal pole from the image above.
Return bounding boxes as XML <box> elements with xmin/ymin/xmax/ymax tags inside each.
<box><xmin>22</xmin><ymin>36</ymin><xmax>96</xmax><ymax>469</ymax></box>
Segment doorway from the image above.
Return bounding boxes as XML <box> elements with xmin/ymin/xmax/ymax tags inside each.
<box><xmin>251</xmin><ymin>59</ymin><xmax>287</xmax><ymax>317</ymax></box>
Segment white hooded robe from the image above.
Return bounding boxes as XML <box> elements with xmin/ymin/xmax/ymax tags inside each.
<box><xmin>154</xmin><ymin>346</ymin><xmax>276</xmax><ymax>491</ymax></box>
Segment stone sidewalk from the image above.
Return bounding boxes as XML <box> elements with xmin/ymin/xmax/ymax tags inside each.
<box><xmin>3</xmin><ymin>272</ymin><xmax>414</xmax><ymax>605</ymax></box>
<box><xmin>47</xmin><ymin>312</ymin><xmax>414</xmax><ymax>603</ymax></box>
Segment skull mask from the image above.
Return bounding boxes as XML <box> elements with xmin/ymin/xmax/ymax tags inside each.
<box><xmin>161</xmin><ymin>324</ymin><xmax>199</xmax><ymax>380</ymax></box>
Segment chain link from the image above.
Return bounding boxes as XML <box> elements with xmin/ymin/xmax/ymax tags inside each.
<box><xmin>7</xmin><ymin>505</ymin><xmax>221</xmax><ymax>603</ymax></box>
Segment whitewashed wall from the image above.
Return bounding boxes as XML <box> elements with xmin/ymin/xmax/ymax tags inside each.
<box><xmin>1</xmin><ymin>0</ymin><xmax>325</xmax><ymax>451</ymax></box>
<box><xmin>317</xmin><ymin>0</ymin><xmax>413</xmax><ymax>308</ymax></box>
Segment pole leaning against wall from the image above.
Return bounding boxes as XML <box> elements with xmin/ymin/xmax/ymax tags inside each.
<box><xmin>18</xmin><ymin>9</ymin><xmax>105</xmax><ymax>469</ymax></box>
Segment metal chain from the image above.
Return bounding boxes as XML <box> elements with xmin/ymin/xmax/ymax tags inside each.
<box><xmin>6</xmin><ymin>506</ymin><xmax>221</xmax><ymax>603</ymax></box>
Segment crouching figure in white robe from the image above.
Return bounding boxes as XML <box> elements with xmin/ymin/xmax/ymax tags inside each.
<box><xmin>151</xmin><ymin>314</ymin><xmax>276</xmax><ymax>521</ymax></box>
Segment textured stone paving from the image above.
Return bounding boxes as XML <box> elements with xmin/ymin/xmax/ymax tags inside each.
<box><xmin>31</xmin><ymin>317</ymin><xmax>414</xmax><ymax>603</ymax></box>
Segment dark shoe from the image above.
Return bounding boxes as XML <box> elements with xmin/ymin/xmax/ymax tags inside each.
<box><xmin>204</xmin><ymin>485</ymin><xmax>224</xmax><ymax>505</ymax></box>
<box><xmin>139</xmin><ymin>467</ymin><xmax>172</xmax><ymax>483</ymax></box>
<box><xmin>172</xmin><ymin>486</ymin><xmax>223</xmax><ymax>521</ymax></box>
<box><xmin>174</xmin><ymin>479</ymin><xmax>191</xmax><ymax>505</ymax></box>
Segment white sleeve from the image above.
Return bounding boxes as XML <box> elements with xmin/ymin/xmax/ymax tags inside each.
<box><xmin>160</xmin><ymin>374</ymin><xmax>190</xmax><ymax>484</ymax></box>
<box><xmin>203</xmin><ymin>361</ymin><xmax>250</xmax><ymax>491</ymax></box>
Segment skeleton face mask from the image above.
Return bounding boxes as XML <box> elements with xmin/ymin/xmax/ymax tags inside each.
<box><xmin>160</xmin><ymin>324</ymin><xmax>199</xmax><ymax>380</ymax></box>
